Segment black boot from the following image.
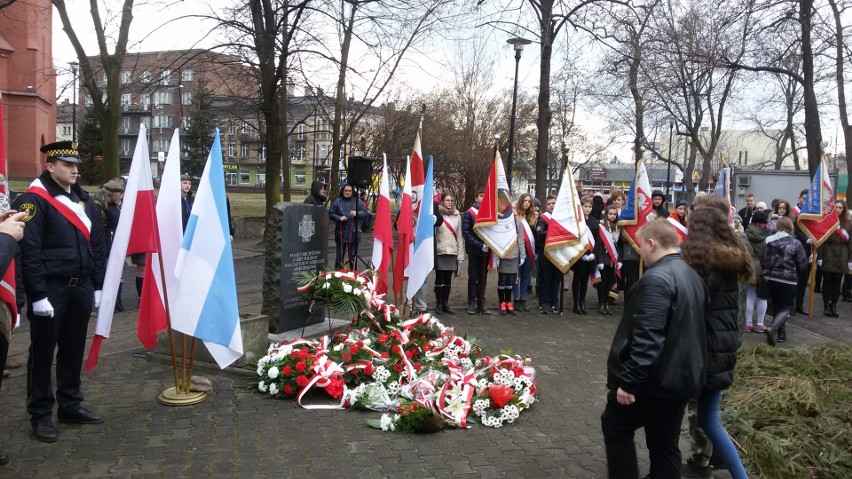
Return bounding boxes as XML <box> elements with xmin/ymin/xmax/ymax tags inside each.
<box><xmin>467</xmin><ymin>301</ymin><xmax>477</xmax><ymax>315</ymax></box>
<box><xmin>573</xmin><ymin>301</ymin><xmax>582</xmax><ymax>314</ymax></box>
<box><xmin>778</xmin><ymin>324</ymin><xmax>787</xmax><ymax>342</ymax></box>
<box><xmin>599</xmin><ymin>301</ymin><xmax>608</xmax><ymax>315</ymax></box>
<box><xmin>604</xmin><ymin>303</ymin><xmax>613</xmax><ymax>315</ymax></box>
<box><xmin>824</xmin><ymin>300</ymin><xmax>832</xmax><ymax>317</ymax></box>
<box><xmin>765</xmin><ymin>309</ymin><xmax>790</xmax><ymax>346</ymax></box>
<box><xmin>443</xmin><ymin>287</ymin><xmax>456</xmax><ymax>314</ymax></box>
<box><xmin>434</xmin><ymin>287</ymin><xmax>443</xmax><ymax>314</ymax></box>
<box><xmin>829</xmin><ymin>299</ymin><xmax>840</xmax><ymax>318</ymax></box>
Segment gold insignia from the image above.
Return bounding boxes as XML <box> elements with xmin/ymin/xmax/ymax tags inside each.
<box><xmin>19</xmin><ymin>203</ymin><xmax>36</xmax><ymax>222</ymax></box>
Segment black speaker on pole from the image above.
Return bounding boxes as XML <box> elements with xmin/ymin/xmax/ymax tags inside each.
<box><xmin>346</xmin><ymin>156</ymin><xmax>376</xmax><ymax>189</ymax></box>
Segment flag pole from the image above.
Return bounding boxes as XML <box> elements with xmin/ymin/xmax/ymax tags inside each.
<box><xmin>808</xmin><ymin>244</ymin><xmax>817</xmax><ymax>317</ymax></box>
<box><xmin>156</xmin><ymin>254</ymin><xmax>180</xmax><ymax>391</ymax></box>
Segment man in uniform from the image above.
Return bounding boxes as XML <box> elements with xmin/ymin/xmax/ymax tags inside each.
<box><xmin>14</xmin><ymin>141</ymin><xmax>106</xmax><ymax>443</ymax></box>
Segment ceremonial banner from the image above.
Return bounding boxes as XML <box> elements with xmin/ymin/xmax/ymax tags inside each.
<box><xmin>410</xmin><ymin>129</ymin><xmax>425</xmax><ymax>215</ymax></box>
<box><xmin>797</xmin><ymin>156</ymin><xmax>840</xmax><ymax>246</ymax></box>
<box><xmin>406</xmin><ymin>158</ymin><xmax>435</xmax><ymax>300</ymax></box>
<box><xmin>474</xmin><ymin>151</ymin><xmax>517</xmax><ymax>258</ymax></box>
<box><xmin>371</xmin><ymin>154</ymin><xmax>394</xmax><ymax>294</ymax></box>
<box><xmin>714</xmin><ymin>154</ymin><xmax>731</xmax><ymax>204</ymax></box>
<box><xmin>393</xmin><ymin>156</ymin><xmax>414</xmax><ymax>297</ymax></box>
<box><xmin>544</xmin><ymin>165</ymin><xmax>587</xmax><ymax>273</ymax></box>
<box><xmin>618</xmin><ymin>160</ymin><xmax>655</xmax><ymax>251</ymax></box>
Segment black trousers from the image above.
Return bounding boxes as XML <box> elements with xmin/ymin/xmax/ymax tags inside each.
<box><xmin>598</xmin><ymin>266</ymin><xmax>616</xmax><ymax>305</ymax></box>
<box><xmin>467</xmin><ymin>255</ymin><xmax>488</xmax><ymax>303</ymax></box>
<box><xmin>334</xmin><ymin>240</ymin><xmax>358</xmax><ymax>270</ymax></box>
<box><xmin>822</xmin><ymin>271</ymin><xmax>842</xmax><ymax>304</ymax></box>
<box><xmin>621</xmin><ymin>260</ymin><xmax>640</xmax><ymax>298</ymax></box>
<box><xmin>538</xmin><ymin>256</ymin><xmax>561</xmax><ymax>308</ymax></box>
<box><xmin>27</xmin><ymin>278</ymin><xmax>94</xmax><ymax>423</ymax></box>
<box><xmin>601</xmin><ymin>392</ymin><xmax>689</xmax><ymax>479</ymax></box>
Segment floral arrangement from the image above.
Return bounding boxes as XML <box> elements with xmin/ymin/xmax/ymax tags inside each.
<box><xmin>252</xmin><ymin>268</ymin><xmax>537</xmax><ymax>432</ymax></box>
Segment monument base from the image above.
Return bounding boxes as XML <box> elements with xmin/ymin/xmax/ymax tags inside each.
<box><xmin>154</xmin><ymin>313</ymin><xmax>268</xmax><ymax>368</ymax></box>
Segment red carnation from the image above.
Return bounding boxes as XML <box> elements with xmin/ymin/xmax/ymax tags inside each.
<box><xmin>296</xmin><ymin>375</ymin><xmax>309</xmax><ymax>387</ymax></box>
<box><xmin>423</xmin><ymin>343</ymin><xmax>432</xmax><ymax>351</ymax></box>
<box><xmin>341</xmin><ymin>353</ymin><xmax>352</xmax><ymax>362</ymax></box>
<box><xmin>378</xmin><ymin>334</ymin><xmax>389</xmax><ymax>343</ymax></box>
<box><xmin>405</xmin><ymin>350</ymin><xmax>414</xmax><ymax>359</ymax></box>
<box><xmin>489</xmin><ymin>384</ymin><xmax>516</xmax><ymax>408</ymax></box>
<box><xmin>380</xmin><ymin>352</ymin><xmax>390</xmax><ymax>359</ymax></box>
<box><xmin>282</xmin><ymin>365</ymin><xmax>292</xmax><ymax>377</ymax></box>
<box><xmin>349</xmin><ymin>346</ymin><xmax>359</xmax><ymax>354</ymax></box>
<box><xmin>290</xmin><ymin>350</ymin><xmax>299</xmax><ymax>359</ymax></box>
<box><xmin>356</xmin><ymin>341</ymin><xmax>364</xmax><ymax>347</ymax></box>
<box><xmin>283</xmin><ymin>384</ymin><xmax>293</xmax><ymax>396</ymax></box>
<box><xmin>393</xmin><ymin>363</ymin><xmax>404</xmax><ymax>373</ymax></box>
<box><xmin>324</xmin><ymin>375</ymin><xmax>344</xmax><ymax>399</ymax></box>
<box><xmin>299</xmin><ymin>349</ymin><xmax>310</xmax><ymax>359</ymax></box>
<box><xmin>364</xmin><ymin>363</ymin><xmax>374</xmax><ymax>375</ymax></box>
<box><xmin>295</xmin><ymin>361</ymin><xmax>307</xmax><ymax>373</ymax></box>
<box><xmin>414</xmin><ymin>362</ymin><xmax>422</xmax><ymax>371</ymax></box>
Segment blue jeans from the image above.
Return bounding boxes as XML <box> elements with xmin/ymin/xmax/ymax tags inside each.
<box><xmin>513</xmin><ymin>255</ymin><xmax>532</xmax><ymax>300</ymax></box>
<box><xmin>697</xmin><ymin>389</ymin><xmax>748</xmax><ymax>479</ymax></box>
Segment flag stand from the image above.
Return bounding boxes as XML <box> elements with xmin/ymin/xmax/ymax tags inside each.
<box><xmin>155</xmin><ymin>254</ymin><xmax>207</xmax><ymax>406</ymax></box>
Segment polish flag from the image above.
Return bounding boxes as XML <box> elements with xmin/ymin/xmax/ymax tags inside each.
<box><xmin>0</xmin><ymin>94</ymin><xmax>17</xmax><ymax>324</ymax></box>
<box><xmin>86</xmin><ymin>124</ymin><xmax>164</xmax><ymax>370</ymax></box>
<box><xmin>371</xmin><ymin>154</ymin><xmax>394</xmax><ymax>294</ymax></box>
<box><xmin>393</xmin><ymin>156</ymin><xmax>414</xmax><ymax>298</ymax></box>
<box><xmin>410</xmin><ymin>129</ymin><xmax>425</xmax><ymax>216</ymax></box>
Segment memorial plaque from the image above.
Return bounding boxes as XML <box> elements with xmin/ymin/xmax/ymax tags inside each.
<box><xmin>276</xmin><ymin>203</ymin><xmax>328</xmax><ymax>333</ymax></box>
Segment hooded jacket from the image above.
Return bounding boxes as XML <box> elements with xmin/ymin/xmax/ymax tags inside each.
<box><xmin>761</xmin><ymin>231</ymin><xmax>808</xmax><ymax>283</ymax></box>
<box><xmin>328</xmin><ymin>188</ymin><xmax>367</xmax><ymax>242</ymax></box>
<box><xmin>304</xmin><ymin>180</ymin><xmax>327</xmax><ymax>206</ymax></box>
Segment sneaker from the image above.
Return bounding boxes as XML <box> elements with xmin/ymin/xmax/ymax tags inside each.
<box><xmin>499</xmin><ymin>302</ymin><xmax>508</xmax><ymax>316</ymax></box>
<box><xmin>754</xmin><ymin>324</ymin><xmax>766</xmax><ymax>333</ymax></box>
<box><xmin>507</xmin><ymin>302</ymin><xmax>516</xmax><ymax>315</ymax></box>
<box><xmin>549</xmin><ymin>305</ymin><xmax>559</xmax><ymax>314</ymax></box>
<box><xmin>539</xmin><ymin>306</ymin><xmax>549</xmax><ymax>315</ymax></box>
<box><xmin>744</xmin><ymin>323</ymin><xmax>752</xmax><ymax>333</ymax></box>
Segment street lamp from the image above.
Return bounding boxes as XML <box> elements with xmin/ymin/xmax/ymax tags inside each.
<box><xmin>69</xmin><ymin>62</ymin><xmax>79</xmax><ymax>142</ymax></box>
<box><xmin>506</xmin><ymin>36</ymin><xmax>532</xmax><ymax>192</ymax></box>
<box><xmin>666</xmin><ymin>120</ymin><xmax>673</xmax><ymax>202</ymax></box>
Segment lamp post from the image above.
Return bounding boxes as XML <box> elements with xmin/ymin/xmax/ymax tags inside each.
<box><xmin>666</xmin><ymin>120</ymin><xmax>673</xmax><ymax>202</ymax></box>
<box><xmin>70</xmin><ymin>62</ymin><xmax>79</xmax><ymax>142</ymax></box>
<box><xmin>506</xmin><ymin>36</ymin><xmax>531</xmax><ymax>192</ymax></box>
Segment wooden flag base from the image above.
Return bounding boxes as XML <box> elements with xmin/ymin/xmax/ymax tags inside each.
<box><xmin>158</xmin><ymin>387</ymin><xmax>208</xmax><ymax>406</ymax></box>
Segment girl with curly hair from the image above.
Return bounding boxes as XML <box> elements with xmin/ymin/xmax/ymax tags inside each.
<box><xmin>681</xmin><ymin>206</ymin><xmax>753</xmax><ymax>479</ymax></box>
<box><xmin>513</xmin><ymin>194</ymin><xmax>536</xmax><ymax>311</ymax></box>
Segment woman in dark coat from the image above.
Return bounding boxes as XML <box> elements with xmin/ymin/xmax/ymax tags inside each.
<box><xmin>570</xmin><ymin>197</ymin><xmax>598</xmax><ymax>314</ymax></box>
<box><xmin>328</xmin><ymin>184</ymin><xmax>367</xmax><ymax>269</ymax></box>
<box><xmin>761</xmin><ymin>216</ymin><xmax>809</xmax><ymax>345</ymax></box>
<box><xmin>816</xmin><ymin>200</ymin><xmax>852</xmax><ymax>317</ymax></box>
<box><xmin>744</xmin><ymin>211</ymin><xmax>771</xmax><ymax>332</ymax></box>
<box><xmin>682</xmin><ymin>206</ymin><xmax>753</xmax><ymax>479</ymax></box>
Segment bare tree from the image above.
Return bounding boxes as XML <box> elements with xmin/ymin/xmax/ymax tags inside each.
<box><xmin>828</xmin><ymin>0</ymin><xmax>852</xmax><ymax>198</ymax></box>
<box><xmin>53</xmin><ymin>0</ymin><xmax>136</xmax><ymax>177</ymax></box>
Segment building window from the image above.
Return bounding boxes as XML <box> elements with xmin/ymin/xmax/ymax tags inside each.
<box><xmin>141</xmin><ymin>70</ymin><xmax>151</xmax><ymax>82</ymax></box>
<box><xmin>294</xmin><ymin>171</ymin><xmax>306</xmax><ymax>186</ymax></box>
<box><xmin>155</xmin><ymin>91</ymin><xmax>172</xmax><ymax>105</ymax></box>
<box><xmin>140</xmin><ymin>117</ymin><xmax>150</xmax><ymax>129</ymax></box>
<box><xmin>181</xmin><ymin>69</ymin><xmax>193</xmax><ymax>82</ymax></box>
<box><xmin>153</xmin><ymin>138</ymin><xmax>170</xmax><ymax>152</ymax></box>
<box><xmin>181</xmin><ymin>92</ymin><xmax>192</xmax><ymax>106</ymax></box>
<box><xmin>259</xmin><ymin>145</ymin><xmax>266</xmax><ymax>162</ymax></box>
<box><xmin>241</xmin><ymin>143</ymin><xmax>249</xmax><ymax>157</ymax></box>
<box><xmin>159</xmin><ymin>69</ymin><xmax>172</xmax><ymax>85</ymax></box>
<box><xmin>318</xmin><ymin>144</ymin><xmax>328</xmax><ymax>160</ymax></box>
<box><xmin>241</xmin><ymin>122</ymin><xmax>249</xmax><ymax>134</ymax></box>
<box><xmin>120</xmin><ymin>116</ymin><xmax>130</xmax><ymax>132</ymax></box>
<box><xmin>182</xmin><ymin>117</ymin><xmax>191</xmax><ymax>128</ymax></box>
<box><xmin>120</xmin><ymin>71</ymin><xmax>131</xmax><ymax>84</ymax></box>
<box><xmin>120</xmin><ymin>138</ymin><xmax>131</xmax><ymax>155</ymax></box>
<box><xmin>228</xmin><ymin>123</ymin><xmax>238</xmax><ymax>135</ymax></box>
<box><xmin>256</xmin><ymin>173</ymin><xmax>266</xmax><ymax>186</ymax></box>
<box><xmin>298</xmin><ymin>146</ymin><xmax>306</xmax><ymax>160</ymax></box>
<box><xmin>140</xmin><ymin>93</ymin><xmax>151</xmax><ymax>110</ymax></box>
<box><xmin>297</xmin><ymin>123</ymin><xmax>305</xmax><ymax>140</ymax></box>
<box><xmin>228</xmin><ymin>143</ymin><xmax>236</xmax><ymax>157</ymax></box>
<box><xmin>153</xmin><ymin>115</ymin><xmax>173</xmax><ymax>128</ymax></box>
<box><xmin>120</xmin><ymin>93</ymin><xmax>132</xmax><ymax>107</ymax></box>
<box><xmin>239</xmin><ymin>171</ymin><xmax>251</xmax><ymax>184</ymax></box>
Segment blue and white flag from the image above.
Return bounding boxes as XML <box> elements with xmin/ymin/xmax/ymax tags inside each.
<box><xmin>172</xmin><ymin>129</ymin><xmax>242</xmax><ymax>369</ymax></box>
<box><xmin>406</xmin><ymin>157</ymin><xmax>435</xmax><ymax>300</ymax></box>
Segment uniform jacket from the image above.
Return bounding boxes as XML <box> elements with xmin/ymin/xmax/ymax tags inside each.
<box><xmin>14</xmin><ymin>171</ymin><xmax>107</xmax><ymax>302</ymax></box>
<box><xmin>329</xmin><ymin>193</ymin><xmax>367</xmax><ymax>242</ymax></box>
<box><xmin>436</xmin><ymin>208</ymin><xmax>465</xmax><ymax>261</ymax></box>
<box><xmin>181</xmin><ymin>192</ymin><xmax>194</xmax><ymax>231</ymax></box>
<box><xmin>607</xmin><ymin>253</ymin><xmax>708</xmax><ymax>398</ymax></box>
<box><xmin>535</xmin><ymin>213</ymin><xmax>549</xmax><ymax>255</ymax></box>
<box><xmin>703</xmin><ymin>274</ymin><xmax>742</xmax><ymax>391</ymax></box>
<box><xmin>817</xmin><ymin>225</ymin><xmax>852</xmax><ymax>273</ymax></box>
<box><xmin>761</xmin><ymin>231</ymin><xmax>808</xmax><ymax>283</ymax></box>
<box><xmin>463</xmin><ymin>202</ymin><xmax>488</xmax><ymax>257</ymax></box>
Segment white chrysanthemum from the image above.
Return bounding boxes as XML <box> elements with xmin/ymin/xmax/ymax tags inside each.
<box><xmin>269</xmin><ymin>383</ymin><xmax>279</xmax><ymax>395</ymax></box>
<box><xmin>364</xmin><ymin>292</ymin><xmax>372</xmax><ymax>301</ymax></box>
<box><xmin>333</xmin><ymin>343</ymin><xmax>344</xmax><ymax>352</ymax></box>
<box><xmin>279</xmin><ymin>345</ymin><xmax>293</xmax><ymax>356</ymax></box>
<box><xmin>256</xmin><ymin>365</ymin><xmax>265</xmax><ymax>377</ymax></box>
<box><xmin>362</xmin><ymin>338</ymin><xmax>371</xmax><ymax>347</ymax></box>
<box><xmin>322</xmin><ymin>282</ymin><xmax>331</xmax><ymax>289</ymax></box>
<box><xmin>258</xmin><ymin>381</ymin><xmax>268</xmax><ymax>392</ymax></box>
<box><xmin>258</xmin><ymin>355</ymin><xmax>271</xmax><ymax>365</ymax></box>
<box><xmin>380</xmin><ymin>414</ymin><xmax>396</xmax><ymax>431</ymax></box>
<box><xmin>387</xmin><ymin>382</ymin><xmax>400</xmax><ymax>396</ymax></box>
<box><xmin>356</xmin><ymin>276</ymin><xmax>366</xmax><ymax>284</ymax></box>
<box><xmin>460</xmin><ymin>357</ymin><xmax>473</xmax><ymax>370</ymax></box>
<box><xmin>500</xmin><ymin>404</ymin><xmax>520</xmax><ymax>423</ymax></box>
<box><xmin>373</xmin><ymin>365</ymin><xmax>391</xmax><ymax>383</ymax></box>
<box><xmin>473</xmin><ymin>399</ymin><xmax>490</xmax><ymax>415</ymax></box>
<box><xmin>267</xmin><ymin>366</ymin><xmax>280</xmax><ymax>379</ymax></box>
<box><xmin>353</xmin><ymin>288</ymin><xmax>362</xmax><ymax>296</ymax></box>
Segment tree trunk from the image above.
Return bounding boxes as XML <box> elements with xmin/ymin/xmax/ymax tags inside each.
<box><xmin>329</xmin><ymin>3</ymin><xmax>357</xmax><ymax>200</ymax></box>
<box><xmin>799</xmin><ymin>0</ymin><xmax>822</xmax><ymax>175</ymax></box>
<box><xmin>534</xmin><ymin>7</ymin><xmax>553</xmax><ymax>204</ymax></box>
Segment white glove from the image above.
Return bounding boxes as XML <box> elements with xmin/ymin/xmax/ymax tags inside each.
<box><xmin>817</xmin><ymin>259</ymin><xmax>823</xmax><ymax>267</ymax></box>
<box><xmin>617</xmin><ymin>262</ymin><xmax>623</xmax><ymax>270</ymax></box>
<box><xmin>596</xmin><ymin>263</ymin><xmax>605</xmax><ymax>271</ymax></box>
<box><xmin>481</xmin><ymin>244</ymin><xmax>489</xmax><ymax>253</ymax></box>
<box><xmin>583</xmin><ymin>253</ymin><xmax>595</xmax><ymax>261</ymax></box>
<box><xmin>808</xmin><ymin>255</ymin><xmax>814</xmax><ymax>263</ymax></box>
<box><xmin>520</xmin><ymin>258</ymin><xmax>525</xmax><ymax>266</ymax></box>
<box><xmin>32</xmin><ymin>298</ymin><xmax>54</xmax><ymax>318</ymax></box>
<box><xmin>806</xmin><ymin>238</ymin><xmax>813</xmax><ymax>244</ymax></box>
<box><xmin>94</xmin><ymin>290</ymin><xmax>102</xmax><ymax>308</ymax></box>
<box><xmin>15</xmin><ymin>313</ymin><xmax>20</xmax><ymax>329</ymax></box>
<box><xmin>432</xmin><ymin>214</ymin><xmax>437</xmax><ymax>224</ymax></box>
<box><xmin>847</xmin><ymin>262</ymin><xmax>852</xmax><ymax>271</ymax></box>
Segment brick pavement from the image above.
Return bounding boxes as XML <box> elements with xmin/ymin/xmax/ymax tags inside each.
<box><xmin>0</xmin><ymin>235</ymin><xmax>846</xmax><ymax>478</ymax></box>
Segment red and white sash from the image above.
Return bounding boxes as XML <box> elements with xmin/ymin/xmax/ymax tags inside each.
<box><xmin>598</xmin><ymin>225</ymin><xmax>621</xmax><ymax>280</ymax></box>
<box><xmin>837</xmin><ymin>227</ymin><xmax>850</xmax><ymax>244</ymax></box>
<box><xmin>26</xmin><ymin>180</ymin><xmax>92</xmax><ymax>242</ymax></box>
<box><xmin>519</xmin><ymin>219</ymin><xmax>535</xmax><ymax>261</ymax></box>
<box><xmin>667</xmin><ymin>217</ymin><xmax>688</xmax><ymax>243</ymax></box>
<box><xmin>0</xmin><ymin>260</ymin><xmax>16</xmax><ymax>321</ymax></box>
<box><xmin>442</xmin><ymin>215</ymin><xmax>459</xmax><ymax>237</ymax></box>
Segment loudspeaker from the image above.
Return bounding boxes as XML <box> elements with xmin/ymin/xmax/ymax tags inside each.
<box><xmin>347</xmin><ymin>156</ymin><xmax>376</xmax><ymax>188</ymax></box>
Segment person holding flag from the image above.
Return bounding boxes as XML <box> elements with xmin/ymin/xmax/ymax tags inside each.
<box><xmin>434</xmin><ymin>192</ymin><xmax>464</xmax><ymax>314</ymax></box>
<box><xmin>463</xmin><ymin>190</ymin><xmax>490</xmax><ymax>315</ymax></box>
<box><xmin>815</xmin><ymin>201</ymin><xmax>850</xmax><ymax>317</ymax></box>
<box><xmin>14</xmin><ymin>141</ymin><xmax>107</xmax><ymax>443</ymax></box>
<box><xmin>618</xmin><ymin>161</ymin><xmax>655</xmax><ymax>297</ymax></box>
<box><xmin>570</xmin><ymin>197</ymin><xmax>598</xmax><ymax>315</ymax></box>
<box><xmin>536</xmin><ymin>195</ymin><xmax>560</xmax><ymax>314</ymax></box>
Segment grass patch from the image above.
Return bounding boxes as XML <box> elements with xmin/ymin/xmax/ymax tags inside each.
<box><xmin>722</xmin><ymin>344</ymin><xmax>852</xmax><ymax>478</ymax></box>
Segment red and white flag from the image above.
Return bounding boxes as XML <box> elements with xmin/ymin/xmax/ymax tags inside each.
<box><xmin>797</xmin><ymin>156</ymin><xmax>840</xmax><ymax>247</ymax></box>
<box><xmin>618</xmin><ymin>160</ymin><xmax>655</xmax><ymax>251</ymax></box>
<box><xmin>393</xmin><ymin>156</ymin><xmax>414</xmax><ymax>297</ymax></box>
<box><xmin>544</xmin><ymin>165</ymin><xmax>587</xmax><ymax>273</ymax></box>
<box><xmin>86</xmin><ymin>124</ymin><xmax>164</xmax><ymax>370</ymax></box>
<box><xmin>410</xmin><ymin>128</ymin><xmax>425</xmax><ymax>216</ymax></box>
<box><xmin>0</xmin><ymin>93</ymin><xmax>17</xmax><ymax>325</ymax></box>
<box><xmin>371</xmin><ymin>154</ymin><xmax>394</xmax><ymax>295</ymax></box>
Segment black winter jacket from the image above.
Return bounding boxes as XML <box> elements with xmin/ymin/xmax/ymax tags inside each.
<box><xmin>462</xmin><ymin>202</ymin><xmax>488</xmax><ymax>257</ymax></box>
<box><xmin>761</xmin><ymin>232</ymin><xmax>808</xmax><ymax>283</ymax></box>
<box><xmin>304</xmin><ymin>180</ymin><xmax>327</xmax><ymax>206</ymax></box>
<box><xmin>14</xmin><ymin>171</ymin><xmax>107</xmax><ymax>302</ymax></box>
<box><xmin>703</xmin><ymin>275</ymin><xmax>742</xmax><ymax>391</ymax></box>
<box><xmin>607</xmin><ymin>253</ymin><xmax>708</xmax><ymax>398</ymax></box>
